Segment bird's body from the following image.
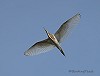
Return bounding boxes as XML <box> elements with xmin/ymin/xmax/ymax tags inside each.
<box><xmin>24</xmin><ymin>13</ymin><xmax>81</xmax><ymax>56</ymax></box>
<box><xmin>44</xmin><ymin>28</ymin><xmax>65</xmax><ymax>56</ymax></box>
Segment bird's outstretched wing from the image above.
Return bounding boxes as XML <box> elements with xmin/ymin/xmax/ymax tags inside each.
<box><xmin>54</xmin><ymin>13</ymin><xmax>81</xmax><ymax>43</ymax></box>
<box><xmin>24</xmin><ymin>39</ymin><xmax>55</xmax><ymax>56</ymax></box>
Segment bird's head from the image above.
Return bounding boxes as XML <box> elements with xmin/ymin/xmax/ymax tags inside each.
<box><xmin>43</xmin><ymin>27</ymin><xmax>49</xmax><ymax>34</ymax></box>
<box><xmin>43</xmin><ymin>27</ymin><xmax>52</xmax><ymax>38</ymax></box>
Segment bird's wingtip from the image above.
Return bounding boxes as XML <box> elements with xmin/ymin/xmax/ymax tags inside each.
<box><xmin>76</xmin><ymin>12</ymin><xmax>81</xmax><ymax>18</ymax></box>
<box><xmin>24</xmin><ymin>52</ymin><xmax>28</xmax><ymax>56</ymax></box>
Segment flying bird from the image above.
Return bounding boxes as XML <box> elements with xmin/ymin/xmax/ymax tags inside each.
<box><xmin>24</xmin><ymin>13</ymin><xmax>81</xmax><ymax>56</ymax></box>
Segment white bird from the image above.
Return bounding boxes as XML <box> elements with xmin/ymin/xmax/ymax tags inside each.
<box><xmin>24</xmin><ymin>13</ymin><xmax>81</xmax><ymax>56</ymax></box>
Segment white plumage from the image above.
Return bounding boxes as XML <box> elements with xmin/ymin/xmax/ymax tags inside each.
<box><xmin>24</xmin><ymin>13</ymin><xmax>81</xmax><ymax>56</ymax></box>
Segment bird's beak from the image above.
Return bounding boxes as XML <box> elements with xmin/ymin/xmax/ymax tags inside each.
<box><xmin>43</xmin><ymin>27</ymin><xmax>48</xmax><ymax>34</ymax></box>
<box><xmin>43</xmin><ymin>27</ymin><xmax>50</xmax><ymax>38</ymax></box>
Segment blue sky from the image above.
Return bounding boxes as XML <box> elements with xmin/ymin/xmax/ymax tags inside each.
<box><xmin>0</xmin><ymin>0</ymin><xmax>100</xmax><ymax>76</ymax></box>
